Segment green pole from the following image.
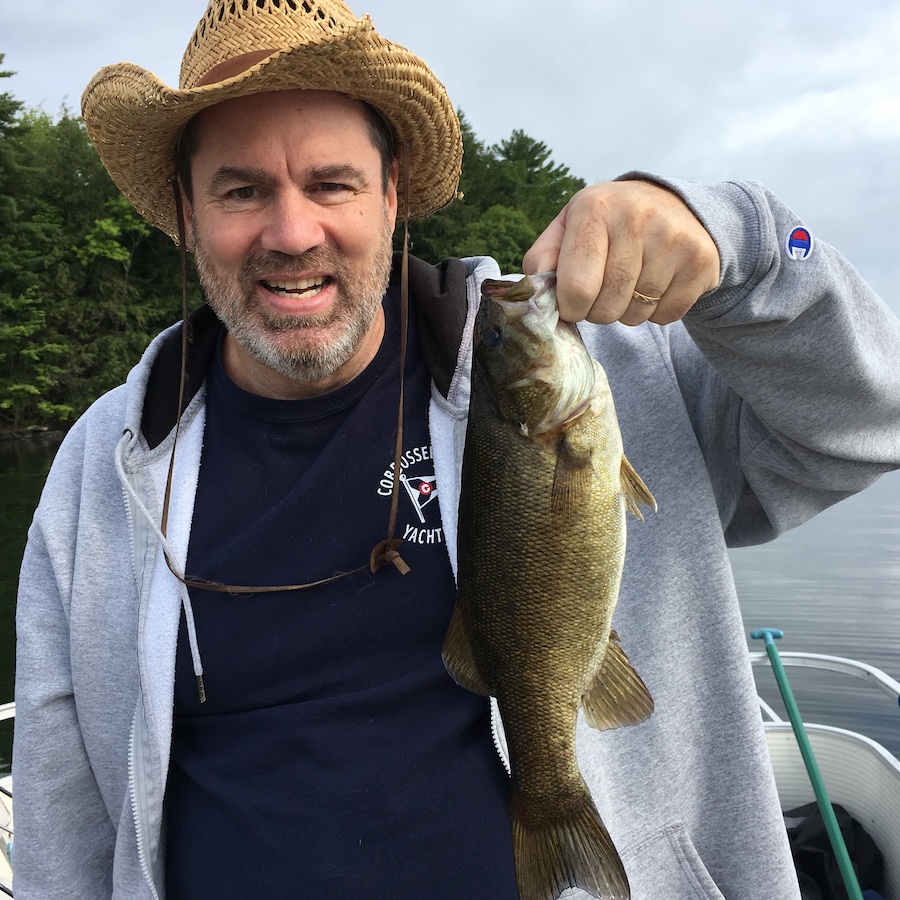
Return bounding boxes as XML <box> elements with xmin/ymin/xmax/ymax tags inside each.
<box><xmin>751</xmin><ymin>628</ymin><xmax>864</xmax><ymax>900</ymax></box>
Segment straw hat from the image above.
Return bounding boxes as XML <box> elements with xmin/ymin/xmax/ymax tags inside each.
<box><xmin>81</xmin><ymin>0</ymin><xmax>462</xmax><ymax>241</ymax></box>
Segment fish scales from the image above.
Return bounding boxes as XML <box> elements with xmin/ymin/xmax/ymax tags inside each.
<box><xmin>443</xmin><ymin>273</ymin><xmax>656</xmax><ymax>900</ymax></box>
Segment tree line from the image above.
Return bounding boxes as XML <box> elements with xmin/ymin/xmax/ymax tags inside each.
<box><xmin>0</xmin><ymin>56</ymin><xmax>585</xmax><ymax>432</ymax></box>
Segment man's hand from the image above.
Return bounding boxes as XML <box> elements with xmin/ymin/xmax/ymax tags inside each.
<box><xmin>522</xmin><ymin>181</ymin><xmax>721</xmax><ymax>325</ymax></box>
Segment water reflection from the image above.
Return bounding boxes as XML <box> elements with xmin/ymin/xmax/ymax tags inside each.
<box><xmin>732</xmin><ymin>470</ymin><xmax>900</xmax><ymax>757</ymax></box>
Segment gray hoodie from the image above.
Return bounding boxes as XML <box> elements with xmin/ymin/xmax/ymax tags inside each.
<box><xmin>13</xmin><ymin>176</ymin><xmax>900</xmax><ymax>899</ymax></box>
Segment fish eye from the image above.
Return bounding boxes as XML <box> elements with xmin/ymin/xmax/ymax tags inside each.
<box><xmin>480</xmin><ymin>325</ymin><xmax>502</xmax><ymax>351</ymax></box>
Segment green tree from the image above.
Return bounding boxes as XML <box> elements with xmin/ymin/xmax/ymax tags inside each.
<box><xmin>0</xmin><ymin>73</ymin><xmax>199</xmax><ymax>431</ymax></box>
<box><xmin>404</xmin><ymin>112</ymin><xmax>586</xmax><ymax>271</ymax></box>
<box><xmin>76</xmin><ymin>194</ymin><xmax>152</xmax><ymax>283</ymax></box>
<box><xmin>5</xmin><ymin>107</ymin><xmax>125</xmax><ymax>426</ymax></box>
<box><xmin>494</xmin><ymin>130</ymin><xmax>585</xmax><ymax>230</ymax></box>
<box><xmin>0</xmin><ymin>59</ymin><xmax>66</xmax><ymax>428</ymax></box>
<box><xmin>401</xmin><ymin>113</ymin><xmax>493</xmax><ymax>263</ymax></box>
<box><xmin>455</xmin><ymin>205</ymin><xmax>538</xmax><ymax>274</ymax></box>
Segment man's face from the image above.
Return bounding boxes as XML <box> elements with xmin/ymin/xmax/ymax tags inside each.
<box><xmin>184</xmin><ymin>89</ymin><xmax>399</xmax><ymax>398</ymax></box>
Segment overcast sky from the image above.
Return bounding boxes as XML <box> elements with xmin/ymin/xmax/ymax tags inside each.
<box><xmin>3</xmin><ymin>0</ymin><xmax>899</xmax><ymax>313</ymax></box>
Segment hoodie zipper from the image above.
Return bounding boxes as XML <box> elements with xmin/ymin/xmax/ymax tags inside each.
<box><xmin>117</xmin><ymin>432</ymin><xmax>142</xmax><ymax>594</ymax></box>
<box><xmin>118</xmin><ymin>433</ymin><xmax>162</xmax><ymax>899</ymax></box>
<box><xmin>128</xmin><ymin>704</ymin><xmax>162</xmax><ymax>900</ymax></box>
<box><xmin>490</xmin><ymin>697</ymin><xmax>511</xmax><ymax>775</ymax></box>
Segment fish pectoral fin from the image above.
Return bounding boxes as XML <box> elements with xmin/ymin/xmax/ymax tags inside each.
<box><xmin>620</xmin><ymin>455</ymin><xmax>657</xmax><ymax>521</ymax></box>
<box><xmin>582</xmin><ymin>630</ymin><xmax>654</xmax><ymax>730</ymax></box>
<box><xmin>551</xmin><ymin>434</ymin><xmax>593</xmax><ymax>518</ymax></box>
<box><xmin>441</xmin><ymin>602</ymin><xmax>491</xmax><ymax>696</ymax></box>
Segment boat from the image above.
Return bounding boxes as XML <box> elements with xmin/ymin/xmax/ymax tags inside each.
<box><xmin>0</xmin><ymin>654</ymin><xmax>897</xmax><ymax>898</ymax></box>
<box><xmin>750</xmin><ymin>649</ymin><xmax>900</xmax><ymax>899</ymax></box>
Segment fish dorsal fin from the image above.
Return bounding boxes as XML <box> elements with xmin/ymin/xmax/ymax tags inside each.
<box><xmin>582</xmin><ymin>630</ymin><xmax>654</xmax><ymax>731</ymax></box>
<box><xmin>551</xmin><ymin>433</ymin><xmax>593</xmax><ymax>518</ymax></box>
<box><xmin>620</xmin><ymin>455</ymin><xmax>657</xmax><ymax>521</ymax></box>
<box><xmin>442</xmin><ymin>602</ymin><xmax>491</xmax><ymax>696</ymax></box>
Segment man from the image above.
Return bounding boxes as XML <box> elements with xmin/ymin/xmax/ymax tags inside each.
<box><xmin>12</xmin><ymin>1</ymin><xmax>900</xmax><ymax>899</ymax></box>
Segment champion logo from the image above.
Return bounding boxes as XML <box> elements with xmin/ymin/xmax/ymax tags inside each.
<box><xmin>786</xmin><ymin>226</ymin><xmax>813</xmax><ymax>261</ymax></box>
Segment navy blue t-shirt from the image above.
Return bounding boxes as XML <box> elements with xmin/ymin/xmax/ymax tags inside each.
<box><xmin>165</xmin><ymin>283</ymin><xmax>517</xmax><ymax>898</ymax></box>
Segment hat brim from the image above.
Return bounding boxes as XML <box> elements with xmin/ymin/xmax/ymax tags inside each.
<box><xmin>81</xmin><ymin>17</ymin><xmax>461</xmax><ymax>241</ymax></box>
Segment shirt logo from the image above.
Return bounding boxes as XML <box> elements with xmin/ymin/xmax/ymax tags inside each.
<box><xmin>786</xmin><ymin>226</ymin><xmax>813</xmax><ymax>261</ymax></box>
<box><xmin>377</xmin><ymin>445</ymin><xmax>444</xmax><ymax>544</ymax></box>
<box><xmin>401</xmin><ymin>474</ymin><xmax>438</xmax><ymax>524</ymax></box>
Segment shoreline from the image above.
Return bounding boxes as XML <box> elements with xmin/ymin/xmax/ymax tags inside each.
<box><xmin>0</xmin><ymin>429</ymin><xmax>67</xmax><ymax>444</ymax></box>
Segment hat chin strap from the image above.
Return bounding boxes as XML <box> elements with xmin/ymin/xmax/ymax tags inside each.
<box><xmin>160</xmin><ymin>148</ymin><xmax>413</xmax><ymax>700</ymax></box>
<box><xmin>369</xmin><ymin>141</ymin><xmax>412</xmax><ymax>576</ymax></box>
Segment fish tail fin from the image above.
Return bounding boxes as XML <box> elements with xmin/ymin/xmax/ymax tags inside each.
<box><xmin>512</xmin><ymin>788</ymin><xmax>630</xmax><ymax>900</ymax></box>
<box><xmin>620</xmin><ymin>455</ymin><xmax>656</xmax><ymax>520</ymax></box>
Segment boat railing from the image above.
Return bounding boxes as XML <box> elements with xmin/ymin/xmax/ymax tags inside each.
<box><xmin>749</xmin><ymin>651</ymin><xmax>900</xmax><ymax>724</ymax></box>
<box><xmin>0</xmin><ymin>703</ymin><xmax>11</xmax><ymax>897</ymax></box>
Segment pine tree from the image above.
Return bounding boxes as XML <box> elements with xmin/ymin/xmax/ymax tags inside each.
<box><xmin>0</xmin><ymin>58</ymin><xmax>65</xmax><ymax>429</ymax></box>
<box><xmin>403</xmin><ymin>112</ymin><xmax>586</xmax><ymax>271</ymax></box>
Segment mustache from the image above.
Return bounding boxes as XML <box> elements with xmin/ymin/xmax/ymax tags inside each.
<box><xmin>240</xmin><ymin>248</ymin><xmax>345</xmax><ymax>282</ymax></box>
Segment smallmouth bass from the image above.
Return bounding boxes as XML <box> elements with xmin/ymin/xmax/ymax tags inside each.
<box><xmin>443</xmin><ymin>273</ymin><xmax>656</xmax><ymax>900</ymax></box>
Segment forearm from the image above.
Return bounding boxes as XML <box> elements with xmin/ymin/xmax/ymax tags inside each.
<box><xmin>640</xmin><ymin>175</ymin><xmax>900</xmax><ymax>541</ymax></box>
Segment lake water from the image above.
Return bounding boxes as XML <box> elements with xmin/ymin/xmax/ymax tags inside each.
<box><xmin>1</xmin><ymin>439</ymin><xmax>899</xmax><ymax>775</ymax></box>
<box><xmin>732</xmin><ymin>468</ymin><xmax>900</xmax><ymax>758</ymax></box>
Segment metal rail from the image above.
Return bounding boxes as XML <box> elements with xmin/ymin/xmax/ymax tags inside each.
<box><xmin>749</xmin><ymin>651</ymin><xmax>900</xmax><ymax>706</ymax></box>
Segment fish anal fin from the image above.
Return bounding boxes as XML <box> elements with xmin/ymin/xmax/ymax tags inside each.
<box><xmin>512</xmin><ymin>788</ymin><xmax>630</xmax><ymax>900</ymax></box>
<box><xmin>441</xmin><ymin>603</ymin><xmax>491</xmax><ymax>696</ymax></box>
<box><xmin>551</xmin><ymin>434</ymin><xmax>593</xmax><ymax>518</ymax></box>
<box><xmin>620</xmin><ymin>455</ymin><xmax>656</xmax><ymax>521</ymax></box>
<box><xmin>583</xmin><ymin>630</ymin><xmax>654</xmax><ymax>730</ymax></box>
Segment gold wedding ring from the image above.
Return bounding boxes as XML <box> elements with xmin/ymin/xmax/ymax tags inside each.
<box><xmin>632</xmin><ymin>290</ymin><xmax>661</xmax><ymax>305</ymax></box>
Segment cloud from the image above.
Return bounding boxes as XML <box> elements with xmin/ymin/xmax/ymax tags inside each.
<box><xmin>2</xmin><ymin>0</ymin><xmax>898</xmax><ymax>310</ymax></box>
<box><xmin>716</xmin><ymin>6</ymin><xmax>900</xmax><ymax>153</ymax></box>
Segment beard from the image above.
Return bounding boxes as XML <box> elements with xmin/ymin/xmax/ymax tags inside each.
<box><xmin>193</xmin><ymin>219</ymin><xmax>394</xmax><ymax>385</ymax></box>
